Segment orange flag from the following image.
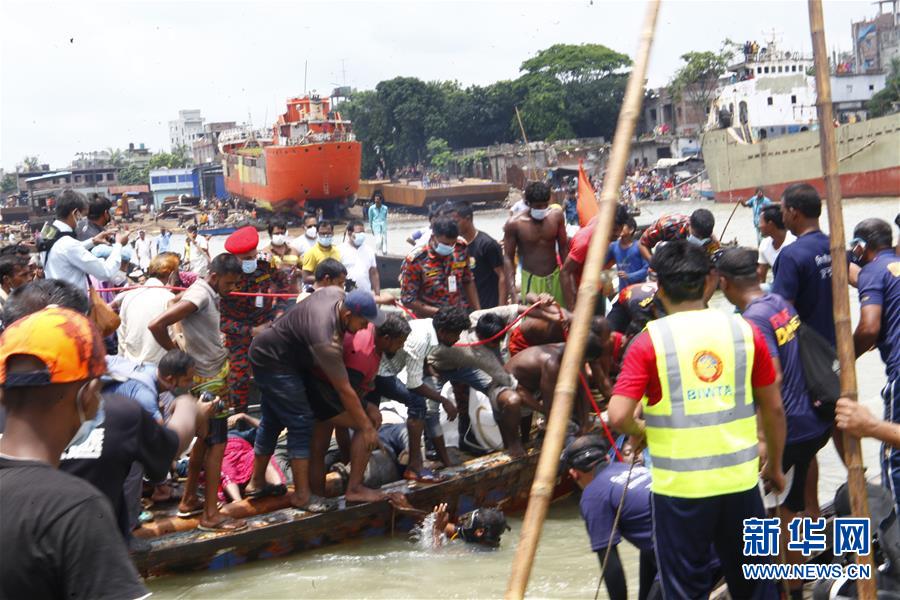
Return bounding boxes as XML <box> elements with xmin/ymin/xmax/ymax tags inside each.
<box><xmin>577</xmin><ymin>160</ymin><xmax>598</xmax><ymax>227</ymax></box>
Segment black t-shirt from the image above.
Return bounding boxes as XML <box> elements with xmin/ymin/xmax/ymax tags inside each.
<box><xmin>0</xmin><ymin>457</ymin><xmax>147</xmax><ymax>600</ymax></box>
<box><xmin>467</xmin><ymin>230</ymin><xmax>504</xmax><ymax>309</ymax></box>
<box><xmin>59</xmin><ymin>392</ymin><xmax>179</xmax><ymax>537</ymax></box>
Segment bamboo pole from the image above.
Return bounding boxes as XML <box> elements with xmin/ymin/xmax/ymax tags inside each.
<box><xmin>514</xmin><ymin>106</ymin><xmax>540</xmax><ymax>180</ymax></box>
<box><xmin>504</xmin><ymin>2</ymin><xmax>661</xmax><ymax>597</ymax></box>
<box><xmin>807</xmin><ymin>0</ymin><xmax>876</xmax><ymax>594</ymax></box>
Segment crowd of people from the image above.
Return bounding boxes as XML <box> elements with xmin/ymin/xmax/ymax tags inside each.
<box><xmin>0</xmin><ymin>179</ymin><xmax>897</xmax><ymax>599</ymax></box>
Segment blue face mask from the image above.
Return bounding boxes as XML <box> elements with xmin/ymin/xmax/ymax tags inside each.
<box><xmin>241</xmin><ymin>259</ymin><xmax>257</xmax><ymax>274</ymax></box>
<box><xmin>687</xmin><ymin>234</ymin><xmax>708</xmax><ymax>247</ymax></box>
<box><xmin>435</xmin><ymin>242</ymin><xmax>454</xmax><ymax>256</ymax></box>
<box><xmin>67</xmin><ymin>386</ymin><xmax>105</xmax><ymax>450</ymax></box>
<box><xmin>352</xmin><ymin>233</ymin><xmax>366</xmax><ymax>247</ymax></box>
<box><xmin>318</xmin><ymin>235</ymin><xmax>333</xmax><ymax>247</ymax></box>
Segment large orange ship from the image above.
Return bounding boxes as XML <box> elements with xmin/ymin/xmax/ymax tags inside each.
<box><xmin>221</xmin><ymin>95</ymin><xmax>361</xmax><ymax>214</ymax></box>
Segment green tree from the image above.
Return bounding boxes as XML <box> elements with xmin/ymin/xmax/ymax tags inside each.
<box><xmin>868</xmin><ymin>58</ymin><xmax>900</xmax><ymax>118</ymax></box>
<box><xmin>106</xmin><ymin>147</ymin><xmax>126</xmax><ymax>168</ymax></box>
<box><xmin>20</xmin><ymin>156</ymin><xmax>41</xmax><ymax>172</ymax></box>
<box><xmin>668</xmin><ymin>42</ymin><xmax>737</xmax><ymax>121</ymax></box>
<box><xmin>520</xmin><ymin>43</ymin><xmax>631</xmax><ymax>85</ymax></box>
<box><xmin>425</xmin><ymin>137</ymin><xmax>452</xmax><ymax>171</ymax></box>
<box><xmin>1</xmin><ymin>172</ymin><xmax>17</xmax><ymax>194</ymax></box>
<box><xmin>149</xmin><ymin>151</ymin><xmax>190</xmax><ymax>170</ymax></box>
<box><xmin>117</xmin><ymin>163</ymin><xmax>150</xmax><ymax>185</ymax></box>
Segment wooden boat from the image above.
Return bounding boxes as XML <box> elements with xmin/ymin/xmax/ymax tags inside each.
<box><xmin>132</xmin><ymin>448</ymin><xmax>571</xmax><ymax>578</ymax></box>
<box><xmin>358</xmin><ymin>178</ymin><xmax>510</xmax><ymax>209</ymax></box>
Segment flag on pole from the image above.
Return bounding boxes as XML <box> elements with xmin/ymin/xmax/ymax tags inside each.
<box><xmin>577</xmin><ymin>160</ymin><xmax>598</xmax><ymax>227</ymax></box>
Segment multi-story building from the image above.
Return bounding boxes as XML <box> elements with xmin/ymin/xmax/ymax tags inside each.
<box><xmin>831</xmin><ymin>72</ymin><xmax>889</xmax><ymax>122</ymax></box>
<box><xmin>853</xmin><ymin>1</ymin><xmax>900</xmax><ymax>74</ymax></box>
<box><xmin>192</xmin><ymin>121</ymin><xmax>237</xmax><ymax>165</ymax></box>
<box><xmin>124</xmin><ymin>142</ymin><xmax>153</xmax><ymax>167</ymax></box>
<box><xmin>168</xmin><ymin>109</ymin><xmax>205</xmax><ymax>154</ymax></box>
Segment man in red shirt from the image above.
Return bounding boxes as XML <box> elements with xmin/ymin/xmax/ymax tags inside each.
<box><xmin>560</xmin><ymin>204</ymin><xmax>630</xmax><ymax>310</ymax></box>
<box><xmin>608</xmin><ymin>241</ymin><xmax>785</xmax><ymax>599</ymax></box>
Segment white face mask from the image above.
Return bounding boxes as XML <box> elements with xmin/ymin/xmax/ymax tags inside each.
<box><xmin>271</xmin><ymin>234</ymin><xmax>286</xmax><ymax>246</ymax></box>
<box><xmin>67</xmin><ymin>385</ymin><xmax>104</xmax><ymax>451</ymax></box>
<box><xmin>530</xmin><ymin>207</ymin><xmax>549</xmax><ymax>220</ymax></box>
<box><xmin>352</xmin><ymin>232</ymin><xmax>366</xmax><ymax>247</ymax></box>
<box><xmin>305</xmin><ymin>226</ymin><xmax>317</xmax><ymax>239</ymax></box>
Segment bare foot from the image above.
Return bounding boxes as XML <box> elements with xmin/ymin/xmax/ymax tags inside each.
<box><xmin>345</xmin><ymin>485</ymin><xmax>388</xmax><ymax>504</ymax></box>
<box><xmin>176</xmin><ymin>497</ymin><xmax>203</xmax><ymax>517</ymax></box>
<box><xmin>198</xmin><ymin>513</ymin><xmax>247</xmax><ymax>532</ymax></box>
<box><xmin>507</xmin><ymin>444</ymin><xmax>526</xmax><ymax>458</ymax></box>
<box><xmin>287</xmin><ymin>490</ymin><xmax>311</xmax><ymax>509</ymax></box>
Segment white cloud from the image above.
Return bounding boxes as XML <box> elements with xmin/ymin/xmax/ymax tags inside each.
<box><xmin>0</xmin><ymin>0</ymin><xmax>872</xmax><ymax>170</ymax></box>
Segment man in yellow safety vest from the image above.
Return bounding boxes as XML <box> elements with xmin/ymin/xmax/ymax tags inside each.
<box><xmin>609</xmin><ymin>240</ymin><xmax>786</xmax><ymax>598</ymax></box>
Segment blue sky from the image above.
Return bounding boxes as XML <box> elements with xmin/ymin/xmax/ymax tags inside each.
<box><xmin>0</xmin><ymin>0</ymin><xmax>880</xmax><ymax>170</ymax></box>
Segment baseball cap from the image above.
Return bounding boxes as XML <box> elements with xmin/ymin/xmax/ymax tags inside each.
<box><xmin>563</xmin><ymin>434</ymin><xmax>612</xmax><ymax>471</ymax></box>
<box><xmin>0</xmin><ymin>307</ymin><xmax>106</xmax><ymax>388</ymax></box>
<box><xmin>344</xmin><ymin>290</ymin><xmax>386</xmax><ymax>326</ymax></box>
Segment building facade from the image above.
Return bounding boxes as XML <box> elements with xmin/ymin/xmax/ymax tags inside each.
<box><xmin>192</xmin><ymin>121</ymin><xmax>238</xmax><ymax>165</ymax></box>
<box><xmin>149</xmin><ymin>167</ymin><xmax>197</xmax><ymax>207</ymax></box>
<box><xmin>168</xmin><ymin>109</ymin><xmax>205</xmax><ymax>154</ymax></box>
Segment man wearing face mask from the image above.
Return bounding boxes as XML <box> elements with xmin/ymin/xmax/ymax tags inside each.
<box><xmin>301</xmin><ymin>219</ymin><xmax>341</xmax><ymax>284</ymax></box>
<box><xmin>263</xmin><ymin>216</ymin><xmax>297</xmax><ymax>268</ymax></box>
<box><xmin>503</xmin><ymin>181</ymin><xmax>569</xmax><ymax>306</ymax></box>
<box><xmin>221</xmin><ymin>226</ymin><xmax>289</xmax><ymax>414</ymax></box>
<box><xmin>400</xmin><ymin>215</ymin><xmax>479</xmax><ymax>318</ymax></box>
<box><xmin>290</xmin><ymin>213</ymin><xmax>321</xmax><ymax>256</ymax></box>
<box><xmin>43</xmin><ymin>189</ymin><xmax>130</xmax><ymax>291</ymax></box>
<box><xmin>75</xmin><ymin>194</ymin><xmax>113</xmax><ymax>242</ymax></box>
<box><xmin>637</xmin><ymin>209</ymin><xmax>719</xmax><ymax>263</ymax></box>
<box><xmin>340</xmin><ymin>219</ymin><xmax>380</xmax><ymax>295</ymax></box>
<box><xmin>0</xmin><ymin>307</ymin><xmax>148</xmax><ymax>600</ymax></box>
<box><xmin>850</xmin><ymin>218</ymin><xmax>900</xmax><ymax>511</ymax></box>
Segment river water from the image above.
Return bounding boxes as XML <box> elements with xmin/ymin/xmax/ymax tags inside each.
<box><xmin>149</xmin><ymin>196</ymin><xmax>898</xmax><ymax>599</ymax></box>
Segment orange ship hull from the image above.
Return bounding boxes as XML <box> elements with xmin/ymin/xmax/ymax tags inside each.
<box><xmin>223</xmin><ymin>140</ymin><xmax>361</xmax><ymax>213</ymax></box>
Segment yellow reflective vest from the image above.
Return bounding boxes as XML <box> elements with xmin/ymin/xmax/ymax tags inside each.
<box><xmin>643</xmin><ymin>308</ymin><xmax>759</xmax><ymax>498</ymax></box>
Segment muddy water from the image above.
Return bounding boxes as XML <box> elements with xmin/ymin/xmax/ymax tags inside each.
<box><xmin>149</xmin><ymin>197</ymin><xmax>898</xmax><ymax>599</ymax></box>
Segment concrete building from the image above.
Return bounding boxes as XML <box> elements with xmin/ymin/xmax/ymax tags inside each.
<box><xmin>149</xmin><ymin>167</ymin><xmax>196</xmax><ymax>207</ymax></box>
<box><xmin>192</xmin><ymin>121</ymin><xmax>237</xmax><ymax>165</ymax></box>
<box><xmin>168</xmin><ymin>109</ymin><xmax>205</xmax><ymax>154</ymax></box>
<box><xmin>853</xmin><ymin>2</ymin><xmax>900</xmax><ymax>74</ymax></box>
<box><xmin>831</xmin><ymin>72</ymin><xmax>889</xmax><ymax>122</ymax></box>
<box><xmin>124</xmin><ymin>142</ymin><xmax>152</xmax><ymax>167</ymax></box>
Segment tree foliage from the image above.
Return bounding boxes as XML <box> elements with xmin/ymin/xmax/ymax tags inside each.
<box><xmin>868</xmin><ymin>58</ymin><xmax>900</xmax><ymax>118</ymax></box>
<box><xmin>149</xmin><ymin>151</ymin><xmax>190</xmax><ymax>170</ymax></box>
<box><xmin>117</xmin><ymin>164</ymin><xmax>150</xmax><ymax>185</ymax></box>
<box><xmin>343</xmin><ymin>43</ymin><xmax>631</xmax><ymax>177</ymax></box>
<box><xmin>668</xmin><ymin>42</ymin><xmax>737</xmax><ymax>113</ymax></box>
<box><xmin>1</xmin><ymin>172</ymin><xmax>17</xmax><ymax>194</ymax></box>
<box><xmin>19</xmin><ymin>156</ymin><xmax>41</xmax><ymax>172</ymax></box>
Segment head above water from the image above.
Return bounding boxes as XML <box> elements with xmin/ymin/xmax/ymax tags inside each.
<box><xmin>650</xmin><ymin>240</ymin><xmax>714</xmax><ymax>310</ymax></box>
<box><xmin>457</xmin><ymin>508</ymin><xmax>511</xmax><ymax>548</ymax></box>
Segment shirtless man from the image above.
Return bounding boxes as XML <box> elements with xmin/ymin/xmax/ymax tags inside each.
<box><xmin>503</xmin><ymin>181</ymin><xmax>568</xmax><ymax>306</ymax></box>
<box><xmin>505</xmin><ymin>328</ymin><xmax>608</xmax><ymax>426</ymax></box>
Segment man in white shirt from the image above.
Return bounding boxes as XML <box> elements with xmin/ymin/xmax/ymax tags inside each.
<box><xmin>117</xmin><ymin>252</ymin><xmax>179</xmax><ymax>364</ymax></box>
<box><xmin>756</xmin><ymin>204</ymin><xmax>796</xmax><ymax>284</ymax></box>
<box><xmin>339</xmin><ymin>219</ymin><xmax>379</xmax><ymax>295</ymax></box>
<box><xmin>289</xmin><ymin>214</ymin><xmax>319</xmax><ymax>256</ymax></box>
<box><xmin>133</xmin><ymin>230</ymin><xmax>153</xmax><ymax>270</ymax></box>
<box><xmin>43</xmin><ymin>189</ymin><xmax>130</xmax><ymax>291</ymax></box>
<box><xmin>184</xmin><ymin>224</ymin><xmax>210</xmax><ymax>276</ymax></box>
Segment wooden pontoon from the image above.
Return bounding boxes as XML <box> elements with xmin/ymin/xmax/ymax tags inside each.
<box><xmin>358</xmin><ymin>178</ymin><xmax>510</xmax><ymax>209</ymax></box>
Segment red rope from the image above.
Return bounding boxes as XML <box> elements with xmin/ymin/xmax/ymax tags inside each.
<box><xmin>452</xmin><ymin>302</ymin><xmax>543</xmax><ymax>347</ymax></box>
<box><xmin>557</xmin><ymin>311</ymin><xmax>625</xmax><ymax>462</ymax></box>
<box><xmin>96</xmin><ymin>285</ymin><xmax>299</xmax><ymax>299</ymax></box>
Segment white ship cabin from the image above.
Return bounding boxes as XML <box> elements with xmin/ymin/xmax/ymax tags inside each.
<box><xmin>708</xmin><ymin>39</ymin><xmax>818</xmax><ymax>142</ymax></box>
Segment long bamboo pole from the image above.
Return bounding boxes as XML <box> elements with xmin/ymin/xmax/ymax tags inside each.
<box><xmin>514</xmin><ymin>106</ymin><xmax>539</xmax><ymax>180</ymax></box>
<box><xmin>504</xmin><ymin>2</ymin><xmax>661</xmax><ymax>597</ymax></box>
<box><xmin>807</xmin><ymin>0</ymin><xmax>875</xmax><ymax>594</ymax></box>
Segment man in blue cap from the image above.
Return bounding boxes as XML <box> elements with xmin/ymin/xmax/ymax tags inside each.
<box><xmin>248</xmin><ymin>288</ymin><xmax>386</xmax><ymax>509</ymax></box>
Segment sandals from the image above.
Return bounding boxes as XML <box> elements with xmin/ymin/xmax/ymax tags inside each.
<box><xmin>245</xmin><ymin>483</ymin><xmax>287</xmax><ymax>500</ymax></box>
<box><xmin>197</xmin><ymin>517</ymin><xmax>248</xmax><ymax>533</ymax></box>
<box><xmin>403</xmin><ymin>467</ymin><xmax>449</xmax><ymax>484</ymax></box>
<box><xmin>176</xmin><ymin>505</ymin><xmax>203</xmax><ymax>518</ymax></box>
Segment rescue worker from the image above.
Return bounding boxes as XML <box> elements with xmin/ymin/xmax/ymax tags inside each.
<box><xmin>221</xmin><ymin>226</ymin><xmax>288</xmax><ymax>414</ymax></box>
<box><xmin>608</xmin><ymin>240</ymin><xmax>786</xmax><ymax>599</ymax></box>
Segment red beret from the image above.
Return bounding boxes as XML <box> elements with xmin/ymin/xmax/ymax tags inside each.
<box><xmin>224</xmin><ymin>226</ymin><xmax>259</xmax><ymax>254</ymax></box>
